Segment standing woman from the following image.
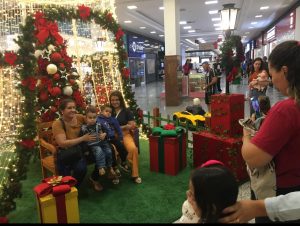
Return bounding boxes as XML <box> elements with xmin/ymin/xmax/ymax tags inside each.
<box><xmin>248</xmin><ymin>57</ymin><xmax>269</xmax><ymax>115</ymax></box>
<box><xmin>109</xmin><ymin>91</ymin><xmax>142</xmax><ymax>184</ymax></box>
<box><xmin>240</xmin><ymin>40</ymin><xmax>300</xmax><ymax>223</ymax></box>
<box><xmin>52</xmin><ymin>98</ymin><xmax>103</xmax><ymax>191</ymax></box>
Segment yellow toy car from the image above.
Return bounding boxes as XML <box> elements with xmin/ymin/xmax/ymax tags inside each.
<box><xmin>173</xmin><ymin>111</ymin><xmax>208</xmax><ymax>127</ymax></box>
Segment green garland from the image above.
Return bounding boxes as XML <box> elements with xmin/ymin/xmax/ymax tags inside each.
<box><xmin>0</xmin><ymin>5</ymin><xmax>139</xmax><ymax>217</ymax></box>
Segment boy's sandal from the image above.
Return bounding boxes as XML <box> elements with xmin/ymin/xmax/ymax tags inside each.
<box><xmin>89</xmin><ymin>177</ymin><xmax>103</xmax><ymax>192</ymax></box>
<box><xmin>112</xmin><ymin>178</ymin><xmax>120</xmax><ymax>185</ymax></box>
<box><xmin>133</xmin><ymin>177</ymin><xmax>142</xmax><ymax>184</ymax></box>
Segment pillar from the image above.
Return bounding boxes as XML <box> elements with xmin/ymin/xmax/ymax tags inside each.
<box><xmin>295</xmin><ymin>6</ymin><xmax>300</xmax><ymax>41</ymax></box>
<box><xmin>163</xmin><ymin>0</ymin><xmax>181</xmax><ymax>106</ymax></box>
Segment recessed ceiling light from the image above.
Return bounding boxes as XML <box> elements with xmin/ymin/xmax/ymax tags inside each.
<box><xmin>159</xmin><ymin>35</ymin><xmax>164</xmax><ymax>37</ymax></box>
<box><xmin>183</xmin><ymin>26</ymin><xmax>192</xmax><ymax>29</ymax></box>
<box><xmin>260</xmin><ymin>6</ymin><xmax>269</xmax><ymax>10</ymax></box>
<box><xmin>159</xmin><ymin>6</ymin><xmax>164</xmax><ymax>10</ymax></box>
<box><xmin>251</xmin><ymin>22</ymin><xmax>258</xmax><ymax>25</ymax></box>
<box><xmin>213</xmin><ymin>23</ymin><xmax>221</xmax><ymax>27</ymax></box>
<box><xmin>127</xmin><ymin>5</ymin><xmax>137</xmax><ymax>10</ymax></box>
<box><xmin>124</xmin><ymin>20</ymin><xmax>132</xmax><ymax>23</ymax></box>
<box><xmin>215</xmin><ymin>27</ymin><xmax>222</xmax><ymax>30</ymax></box>
<box><xmin>212</xmin><ymin>18</ymin><xmax>221</xmax><ymax>21</ymax></box>
<box><xmin>209</xmin><ymin>10</ymin><xmax>218</xmax><ymax>15</ymax></box>
<box><xmin>139</xmin><ymin>27</ymin><xmax>146</xmax><ymax>29</ymax></box>
<box><xmin>205</xmin><ymin>1</ymin><xmax>218</xmax><ymax>4</ymax></box>
<box><xmin>179</xmin><ymin>21</ymin><xmax>187</xmax><ymax>25</ymax></box>
<box><xmin>255</xmin><ymin>15</ymin><xmax>263</xmax><ymax>18</ymax></box>
<box><xmin>188</xmin><ymin>30</ymin><xmax>196</xmax><ymax>33</ymax></box>
<box><xmin>150</xmin><ymin>31</ymin><xmax>156</xmax><ymax>34</ymax></box>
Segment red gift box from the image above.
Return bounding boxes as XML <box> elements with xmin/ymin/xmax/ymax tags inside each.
<box><xmin>193</xmin><ymin>131</ymin><xmax>248</xmax><ymax>182</ymax></box>
<box><xmin>210</xmin><ymin>94</ymin><xmax>244</xmax><ymax>137</ymax></box>
<box><xmin>149</xmin><ymin>133</ymin><xmax>186</xmax><ymax>176</ymax></box>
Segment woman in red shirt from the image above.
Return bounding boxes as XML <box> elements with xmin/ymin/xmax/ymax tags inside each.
<box><xmin>241</xmin><ymin>40</ymin><xmax>300</xmax><ymax>223</ymax></box>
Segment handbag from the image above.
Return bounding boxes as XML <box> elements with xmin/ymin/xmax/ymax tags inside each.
<box><xmin>58</xmin><ymin>119</ymin><xmax>83</xmax><ymax>165</ymax></box>
<box><xmin>247</xmin><ymin>161</ymin><xmax>276</xmax><ymax>200</ymax></box>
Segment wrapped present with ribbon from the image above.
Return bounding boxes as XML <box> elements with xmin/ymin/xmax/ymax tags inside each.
<box><xmin>149</xmin><ymin>124</ymin><xmax>187</xmax><ymax>176</ymax></box>
<box><xmin>33</xmin><ymin>176</ymin><xmax>80</xmax><ymax>223</ymax></box>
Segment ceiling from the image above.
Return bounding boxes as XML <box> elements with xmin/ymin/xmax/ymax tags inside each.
<box><xmin>115</xmin><ymin>0</ymin><xmax>298</xmax><ymax>50</ymax></box>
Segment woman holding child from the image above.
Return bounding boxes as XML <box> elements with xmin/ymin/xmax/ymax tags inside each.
<box><xmin>52</xmin><ymin>98</ymin><xmax>104</xmax><ymax>191</ymax></box>
<box><xmin>109</xmin><ymin>90</ymin><xmax>142</xmax><ymax>184</ymax></box>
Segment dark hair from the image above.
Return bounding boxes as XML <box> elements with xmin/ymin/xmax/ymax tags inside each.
<box><xmin>85</xmin><ymin>105</ymin><xmax>97</xmax><ymax>114</ymax></box>
<box><xmin>109</xmin><ymin>90</ymin><xmax>126</xmax><ymax>109</ymax></box>
<box><xmin>59</xmin><ymin>98</ymin><xmax>75</xmax><ymax>112</ymax></box>
<box><xmin>269</xmin><ymin>40</ymin><xmax>300</xmax><ymax>105</ymax></box>
<box><xmin>100</xmin><ymin>104</ymin><xmax>112</xmax><ymax>111</ymax></box>
<box><xmin>250</xmin><ymin>57</ymin><xmax>264</xmax><ymax>74</ymax></box>
<box><xmin>191</xmin><ymin>165</ymin><xmax>238</xmax><ymax>223</ymax></box>
<box><xmin>258</xmin><ymin>95</ymin><xmax>271</xmax><ymax>115</ymax></box>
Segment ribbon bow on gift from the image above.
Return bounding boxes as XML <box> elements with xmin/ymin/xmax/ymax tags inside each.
<box><xmin>34</xmin><ymin>175</ymin><xmax>77</xmax><ymax>197</ymax></box>
<box><xmin>152</xmin><ymin>125</ymin><xmax>185</xmax><ymax>137</ymax></box>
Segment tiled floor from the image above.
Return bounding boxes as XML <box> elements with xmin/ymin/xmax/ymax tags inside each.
<box><xmin>133</xmin><ymin>75</ymin><xmax>285</xmax><ymax>223</ymax></box>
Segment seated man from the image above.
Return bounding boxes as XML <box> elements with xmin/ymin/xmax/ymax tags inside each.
<box><xmin>186</xmin><ymin>98</ymin><xmax>206</xmax><ymax>116</ymax></box>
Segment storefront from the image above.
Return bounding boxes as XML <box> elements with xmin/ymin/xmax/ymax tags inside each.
<box><xmin>126</xmin><ymin>32</ymin><xmax>164</xmax><ymax>87</ymax></box>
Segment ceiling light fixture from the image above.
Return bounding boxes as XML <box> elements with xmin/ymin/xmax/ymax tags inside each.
<box><xmin>212</xmin><ymin>18</ymin><xmax>221</xmax><ymax>21</ymax></box>
<box><xmin>183</xmin><ymin>26</ymin><xmax>192</xmax><ymax>29</ymax></box>
<box><xmin>159</xmin><ymin>6</ymin><xmax>164</xmax><ymax>10</ymax></box>
<box><xmin>127</xmin><ymin>5</ymin><xmax>137</xmax><ymax>9</ymax></box>
<box><xmin>220</xmin><ymin>3</ymin><xmax>238</xmax><ymax>30</ymax></box>
<box><xmin>209</xmin><ymin>10</ymin><xmax>218</xmax><ymax>14</ymax></box>
<box><xmin>205</xmin><ymin>1</ymin><xmax>218</xmax><ymax>4</ymax></box>
<box><xmin>150</xmin><ymin>31</ymin><xmax>156</xmax><ymax>34</ymax></box>
<box><xmin>188</xmin><ymin>30</ymin><xmax>196</xmax><ymax>33</ymax></box>
<box><xmin>179</xmin><ymin>21</ymin><xmax>187</xmax><ymax>25</ymax></box>
<box><xmin>124</xmin><ymin>20</ymin><xmax>132</xmax><ymax>23</ymax></box>
<box><xmin>255</xmin><ymin>15</ymin><xmax>263</xmax><ymax>18</ymax></box>
<box><xmin>251</xmin><ymin>22</ymin><xmax>258</xmax><ymax>25</ymax></box>
<box><xmin>260</xmin><ymin>6</ymin><xmax>269</xmax><ymax>10</ymax></box>
<box><xmin>139</xmin><ymin>27</ymin><xmax>146</xmax><ymax>29</ymax></box>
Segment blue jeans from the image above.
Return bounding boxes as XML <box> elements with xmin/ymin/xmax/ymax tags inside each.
<box><xmin>90</xmin><ymin>141</ymin><xmax>112</xmax><ymax>169</ymax></box>
<box><xmin>249</xmin><ymin>88</ymin><xmax>266</xmax><ymax>115</ymax></box>
<box><xmin>57</xmin><ymin>157</ymin><xmax>87</xmax><ymax>187</ymax></box>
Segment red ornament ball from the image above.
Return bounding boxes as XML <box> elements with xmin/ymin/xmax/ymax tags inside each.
<box><xmin>50</xmin><ymin>87</ymin><xmax>62</xmax><ymax>97</ymax></box>
<box><xmin>39</xmin><ymin>91</ymin><xmax>49</xmax><ymax>101</ymax></box>
<box><xmin>50</xmin><ymin>106</ymin><xmax>57</xmax><ymax>113</ymax></box>
<box><xmin>53</xmin><ymin>73</ymin><xmax>60</xmax><ymax>80</ymax></box>
<box><xmin>50</xmin><ymin>52</ymin><xmax>62</xmax><ymax>63</ymax></box>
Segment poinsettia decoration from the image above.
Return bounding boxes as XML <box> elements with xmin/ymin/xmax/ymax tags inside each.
<box><xmin>78</xmin><ymin>4</ymin><xmax>91</xmax><ymax>20</ymax></box>
<box><xmin>20</xmin><ymin>139</ymin><xmax>36</xmax><ymax>149</ymax></box>
<box><xmin>4</xmin><ymin>51</ymin><xmax>18</xmax><ymax>66</ymax></box>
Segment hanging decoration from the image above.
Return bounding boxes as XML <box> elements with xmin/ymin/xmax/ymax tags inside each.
<box><xmin>0</xmin><ymin>4</ymin><xmax>140</xmax><ymax>217</ymax></box>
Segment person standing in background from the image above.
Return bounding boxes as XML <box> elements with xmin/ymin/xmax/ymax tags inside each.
<box><xmin>202</xmin><ymin>61</ymin><xmax>218</xmax><ymax>112</ymax></box>
<box><xmin>183</xmin><ymin>59</ymin><xmax>192</xmax><ymax>76</ymax></box>
<box><xmin>213</xmin><ymin>56</ymin><xmax>222</xmax><ymax>93</ymax></box>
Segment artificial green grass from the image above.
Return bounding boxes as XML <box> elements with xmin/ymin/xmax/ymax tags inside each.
<box><xmin>8</xmin><ymin>138</ymin><xmax>193</xmax><ymax>223</ymax></box>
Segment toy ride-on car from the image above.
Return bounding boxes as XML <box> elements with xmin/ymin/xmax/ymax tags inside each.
<box><xmin>172</xmin><ymin>111</ymin><xmax>206</xmax><ymax>128</ymax></box>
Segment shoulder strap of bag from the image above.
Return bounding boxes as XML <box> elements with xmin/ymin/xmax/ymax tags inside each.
<box><xmin>60</xmin><ymin>118</ymin><xmax>66</xmax><ymax>132</ymax></box>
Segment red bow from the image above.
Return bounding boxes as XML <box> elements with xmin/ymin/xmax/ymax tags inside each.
<box><xmin>36</xmin><ymin>20</ymin><xmax>63</xmax><ymax>45</ymax></box>
<box><xmin>34</xmin><ymin>176</ymin><xmax>77</xmax><ymax>198</ymax></box>
<box><xmin>115</xmin><ymin>27</ymin><xmax>124</xmax><ymax>41</ymax></box>
<box><xmin>164</xmin><ymin>124</ymin><xmax>176</xmax><ymax>130</ymax></box>
<box><xmin>226</xmin><ymin>66</ymin><xmax>238</xmax><ymax>83</ymax></box>
<box><xmin>20</xmin><ymin>139</ymin><xmax>35</xmax><ymax>149</ymax></box>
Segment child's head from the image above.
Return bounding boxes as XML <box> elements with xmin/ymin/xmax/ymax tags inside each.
<box><xmin>100</xmin><ymin>104</ymin><xmax>112</xmax><ymax>118</ymax></box>
<box><xmin>85</xmin><ymin>105</ymin><xmax>98</xmax><ymax>126</ymax></box>
<box><xmin>193</xmin><ymin>98</ymin><xmax>201</xmax><ymax>106</ymax></box>
<box><xmin>187</xmin><ymin>160</ymin><xmax>238</xmax><ymax>223</ymax></box>
<box><xmin>258</xmin><ymin>95</ymin><xmax>271</xmax><ymax>115</ymax></box>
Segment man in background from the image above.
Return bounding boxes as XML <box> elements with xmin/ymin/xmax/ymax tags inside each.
<box><xmin>213</xmin><ymin>56</ymin><xmax>222</xmax><ymax>93</ymax></box>
<box><xmin>202</xmin><ymin>61</ymin><xmax>218</xmax><ymax>112</ymax></box>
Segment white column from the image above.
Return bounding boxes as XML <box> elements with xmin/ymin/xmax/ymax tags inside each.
<box><xmin>163</xmin><ymin>0</ymin><xmax>180</xmax><ymax>56</ymax></box>
<box><xmin>295</xmin><ymin>6</ymin><xmax>300</xmax><ymax>41</ymax></box>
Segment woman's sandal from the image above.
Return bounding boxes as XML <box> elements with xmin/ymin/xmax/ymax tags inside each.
<box><xmin>89</xmin><ymin>177</ymin><xmax>103</xmax><ymax>192</ymax></box>
<box><xmin>133</xmin><ymin>177</ymin><xmax>142</xmax><ymax>184</ymax></box>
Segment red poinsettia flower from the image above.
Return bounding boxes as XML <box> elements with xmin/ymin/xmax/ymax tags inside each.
<box><xmin>78</xmin><ymin>5</ymin><xmax>91</xmax><ymax>20</ymax></box>
<box><xmin>115</xmin><ymin>27</ymin><xmax>124</xmax><ymax>41</ymax></box>
<box><xmin>4</xmin><ymin>51</ymin><xmax>17</xmax><ymax>66</ymax></box>
<box><xmin>20</xmin><ymin>139</ymin><xmax>35</xmax><ymax>149</ymax></box>
<box><xmin>164</xmin><ymin>124</ymin><xmax>176</xmax><ymax>130</ymax></box>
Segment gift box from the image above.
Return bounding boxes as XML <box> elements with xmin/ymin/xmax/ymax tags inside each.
<box><xmin>193</xmin><ymin>131</ymin><xmax>248</xmax><ymax>182</ymax></box>
<box><xmin>149</xmin><ymin>127</ymin><xmax>186</xmax><ymax>176</ymax></box>
<box><xmin>210</xmin><ymin>94</ymin><xmax>244</xmax><ymax>136</ymax></box>
<box><xmin>34</xmin><ymin>176</ymin><xmax>80</xmax><ymax>223</ymax></box>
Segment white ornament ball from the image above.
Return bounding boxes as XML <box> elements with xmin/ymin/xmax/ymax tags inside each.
<box><xmin>72</xmin><ymin>72</ymin><xmax>78</xmax><ymax>76</ymax></box>
<box><xmin>48</xmin><ymin>44</ymin><xmax>56</xmax><ymax>51</ymax></box>
<box><xmin>63</xmin><ymin>86</ymin><xmax>73</xmax><ymax>96</ymax></box>
<box><xmin>46</xmin><ymin>64</ymin><xmax>58</xmax><ymax>75</ymax></box>
<box><xmin>34</xmin><ymin>50</ymin><xmax>43</xmax><ymax>58</ymax></box>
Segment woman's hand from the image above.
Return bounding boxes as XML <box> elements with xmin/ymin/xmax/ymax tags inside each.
<box><xmin>219</xmin><ymin>200</ymin><xmax>266</xmax><ymax>223</ymax></box>
<box><xmin>99</xmin><ymin>132</ymin><xmax>106</xmax><ymax>140</ymax></box>
<box><xmin>82</xmin><ymin>133</ymin><xmax>97</xmax><ymax>142</ymax></box>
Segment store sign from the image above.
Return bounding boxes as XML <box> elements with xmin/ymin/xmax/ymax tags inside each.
<box><xmin>266</xmin><ymin>26</ymin><xmax>276</xmax><ymax>42</ymax></box>
<box><xmin>128</xmin><ymin>35</ymin><xmax>145</xmax><ymax>57</ymax></box>
<box><xmin>199</xmin><ymin>43</ymin><xmax>215</xmax><ymax>51</ymax></box>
